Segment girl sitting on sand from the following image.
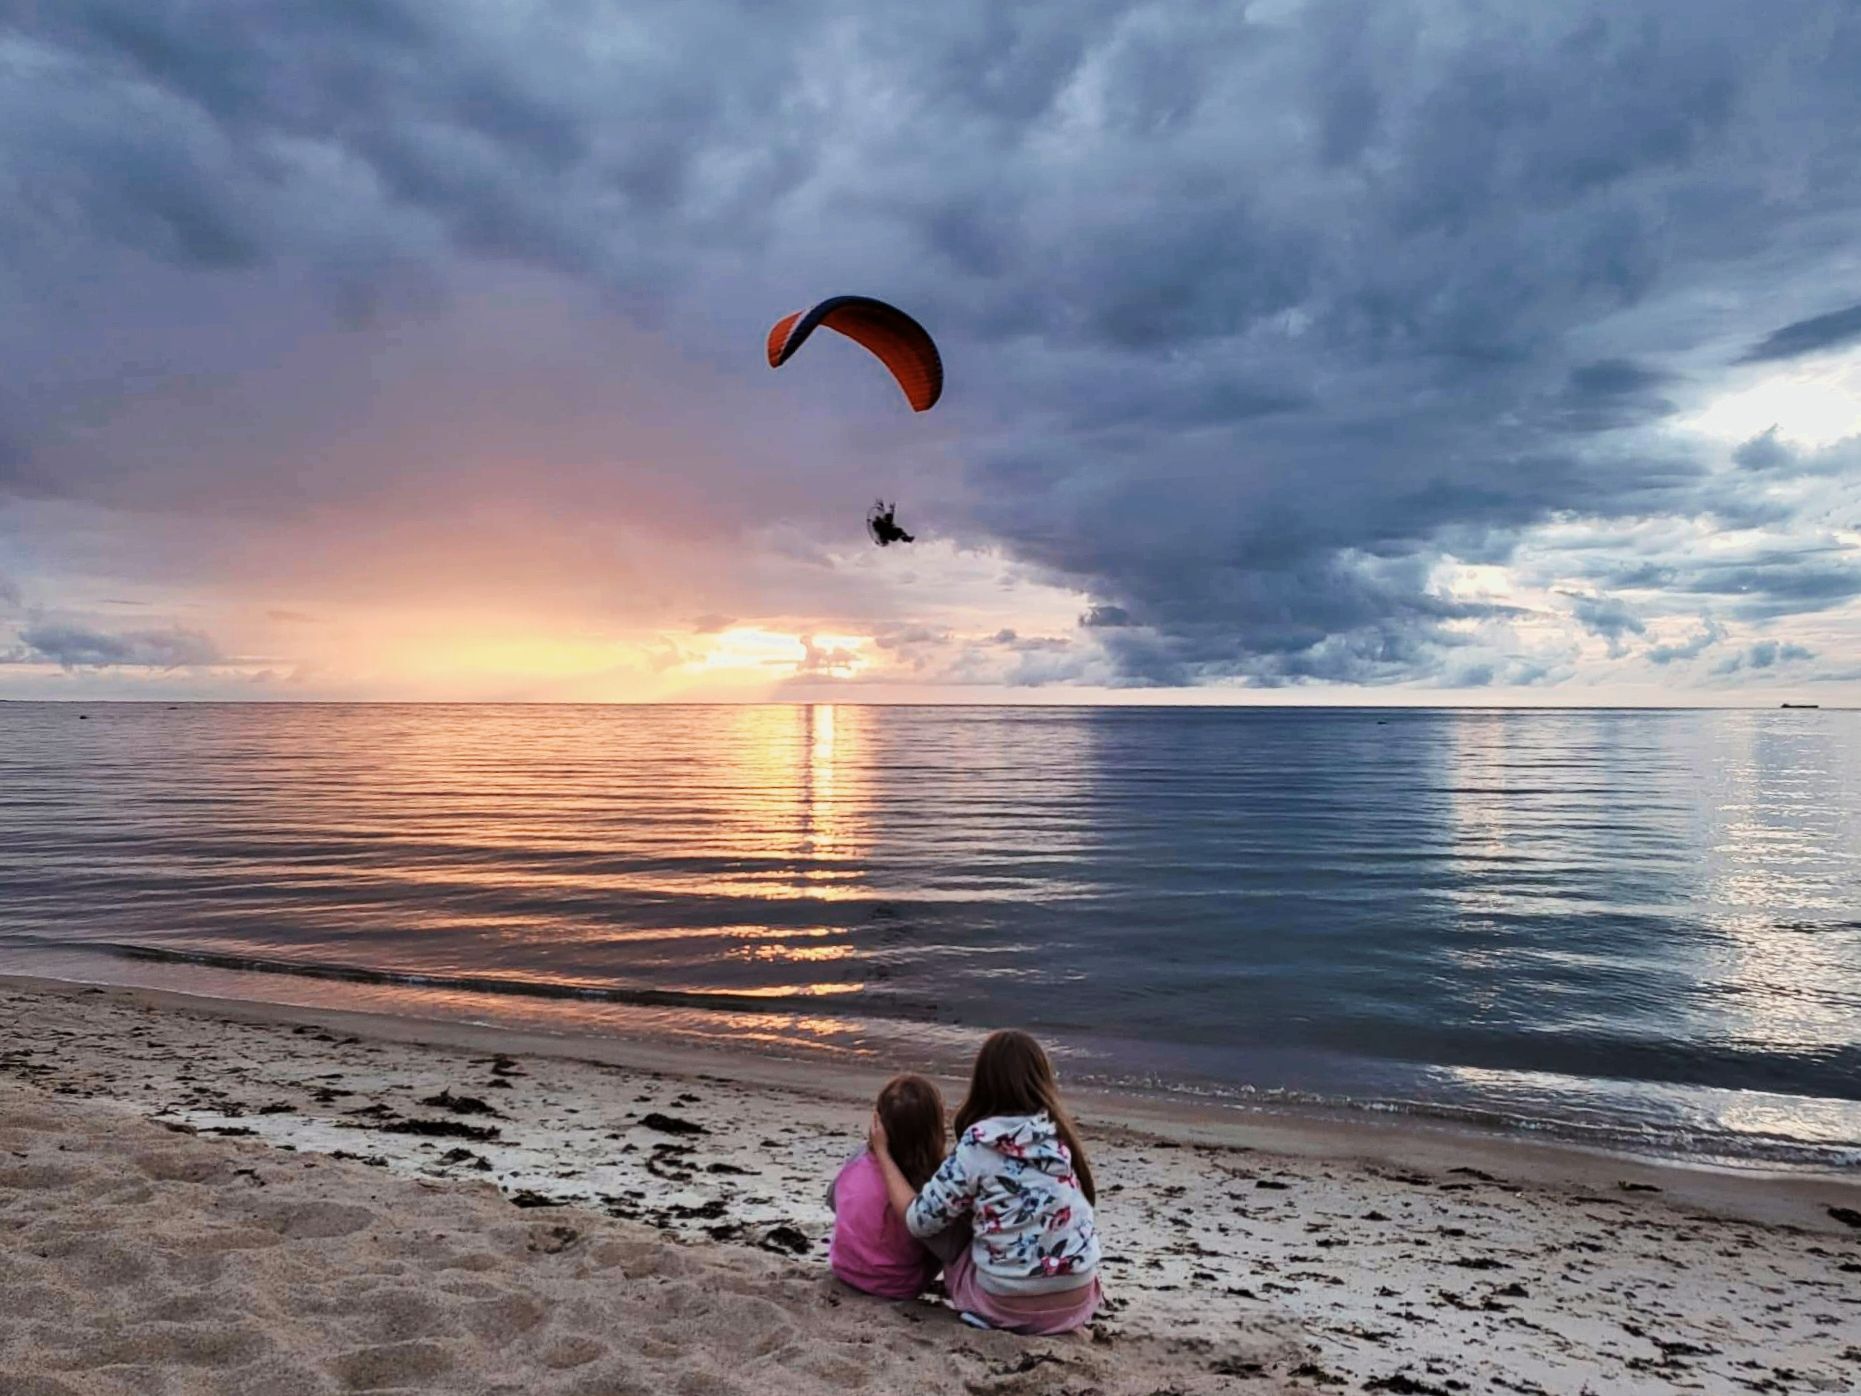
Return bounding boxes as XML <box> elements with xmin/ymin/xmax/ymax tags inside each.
<box><xmin>869</xmin><ymin>1030</ymin><xmax>1101</xmax><ymax>1335</ymax></box>
<box><xmin>827</xmin><ymin>1074</ymin><xmax>966</xmax><ymax>1299</ymax></box>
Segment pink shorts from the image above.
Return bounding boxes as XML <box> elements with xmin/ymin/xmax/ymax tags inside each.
<box><xmin>943</xmin><ymin>1249</ymin><xmax>1100</xmax><ymax>1336</ymax></box>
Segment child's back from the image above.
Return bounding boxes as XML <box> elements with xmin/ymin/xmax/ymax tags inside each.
<box><xmin>909</xmin><ymin>1111</ymin><xmax>1099</xmax><ymax>1289</ymax></box>
<box><xmin>828</xmin><ymin>1150</ymin><xmax>937</xmax><ymax>1299</ymax></box>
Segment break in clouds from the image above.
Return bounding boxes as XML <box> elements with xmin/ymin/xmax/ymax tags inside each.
<box><xmin>1</xmin><ymin>0</ymin><xmax>1859</xmax><ymax>696</ymax></box>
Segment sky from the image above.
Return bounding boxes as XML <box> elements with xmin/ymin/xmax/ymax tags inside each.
<box><xmin>2</xmin><ymin>0</ymin><xmax>1859</xmax><ymax>704</ymax></box>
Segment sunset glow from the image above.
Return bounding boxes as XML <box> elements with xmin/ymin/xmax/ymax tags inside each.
<box><xmin>2</xmin><ymin>4</ymin><xmax>1858</xmax><ymax>706</ymax></box>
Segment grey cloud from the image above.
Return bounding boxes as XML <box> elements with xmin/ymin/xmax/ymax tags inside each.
<box><xmin>1680</xmin><ymin>551</ymin><xmax>1861</xmax><ymax>618</ymax></box>
<box><xmin>1711</xmin><ymin>639</ymin><xmax>1814</xmax><ymax>675</ymax></box>
<box><xmin>3</xmin><ymin>1</ymin><xmax>1861</xmax><ymax>691</ymax></box>
<box><xmin>868</xmin><ymin>624</ymin><xmax>956</xmax><ymax>675</ymax></box>
<box><xmin>992</xmin><ymin>629</ymin><xmax>1069</xmax><ymax>653</ymax></box>
<box><xmin>10</xmin><ymin>622</ymin><xmax>222</xmax><ymax>669</ymax></box>
<box><xmin>1737</xmin><ymin>302</ymin><xmax>1861</xmax><ymax>364</ymax></box>
<box><xmin>1733</xmin><ymin>428</ymin><xmax>1793</xmax><ymax>472</ymax></box>
<box><xmin>1566</xmin><ymin>592</ymin><xmax>1645</xmax><ymax>657</ymax></box>
<box><xmin>1645</xmin><ymin>617</ymin><xmax>1724</xmax><ymax>665</ymax></box>
<box><xmin>1731</xmin><ymin>429</ymin><xmax>1860</xmax><ymax>481</ymax></box>
<box><xmin>873</xmin><ymin>625</ymin><xmax>953</xmax><ymax>650</ymax></box>
<box><xmin>1567</xmin><ymin>360</ymin><xmax>1671</xmax><ymax>398</ymax></box>
<box><xmin>1549</xmin><ymin>360</ymin><xmax>1677</xmax><ymax>433</ymax></box>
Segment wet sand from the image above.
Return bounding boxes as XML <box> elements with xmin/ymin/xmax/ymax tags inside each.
<box><xmin>3</xmin><ymin>976</ymin><xmax>1858</xmax><ymax>1394</ymax></box>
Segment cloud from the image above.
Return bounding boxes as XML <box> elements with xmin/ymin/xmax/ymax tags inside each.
<box><xmin>1645</xmin><ymin>617</ymin><xmax>1725</xmax><ymax>665</ymax></box>
<box><xmin>1079</xmin><ymin>605</ymin><xmax>1131</xmax><ymax>628</ymax></box>
<box><xmin>1</xmin><ymin>1</ymin><xmax>1859</xmax><ymax>697</ymax></box>
<box><xmin>1712</xmin><ymin>638</ymin><xmax>1814</xmax><ymax>675</ymax></box>
<box><xmin>1565</xmin><ymin>592</ymin><xmax>1645</xmax><ymax>657</ymax></box>
<box><xmin>8</xmin><ymin>622</ymin><xmax>222</xmax><ymax>669</ymax></box>
<box><xmin>1737</xmin><ymin>303</ymin><xmax>1861</xmax><ymax>364</ymax></box>
<box><xmin>794</xmin><ymin>634</ymin><xmax>862</xmax><ymax>676</ymax></box>
<box><xmin>1732</xmin><ymin>428</ymin><xmax>1793</xmax><ymax>472</ymax></box>
<box><xmin>1679</xmin><ymin>551</ymin><xmax>1861</xmax><ymax>618</ymax></box>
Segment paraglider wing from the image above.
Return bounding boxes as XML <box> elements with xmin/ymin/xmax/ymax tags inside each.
<box><xmin>767</xmin><ymin>296</ymin><xmax>942</xmax><ymax>411</ymax></box>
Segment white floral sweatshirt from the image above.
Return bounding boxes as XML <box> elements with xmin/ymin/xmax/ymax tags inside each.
<box><xmin>904</xmin><ymin>1111</ymin><xmax>1099</xmax><ymax>1295</ymax></box>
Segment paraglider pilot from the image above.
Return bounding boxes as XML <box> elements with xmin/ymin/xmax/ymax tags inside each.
<box><xmin>868</xmin><ymin>500</ymin><xmax>914</xmax><ymax>546</ymax></box>
<box><xmin>766</xmin><ymin>295</ymin><xmax>941</xmax><ymax>549</ymax></box>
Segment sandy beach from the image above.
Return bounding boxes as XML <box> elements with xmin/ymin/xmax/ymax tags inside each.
<box><xmin>3</xmin><ymin>977</ymin><xmax>1858</xmax><ymax>1395</ymax></box>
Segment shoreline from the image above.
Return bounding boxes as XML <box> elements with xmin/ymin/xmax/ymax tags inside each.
<box><xmin>4</xmin><ymin>969</ymin><xmax>1856</xmax><ymax>1218</ymax></box>
<box><xmin>7</xmin><ymin>934</ymin><xmax>1856</xmax><ymax>1178</ymax></box>
<box><xmin>5</xmin><ymin>972</ymin><xmax>1859</xmax><ymax>1394</ymax></box>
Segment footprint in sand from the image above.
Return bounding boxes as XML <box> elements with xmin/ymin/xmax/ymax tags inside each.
<box><xmin>129</xmin><ymin>1149</ymin><xmax>224</xmax><ymax>1184</ymax></box>
<box><xmin>543</xmin><ymin>1335</ymin><xmax>608</xmax><ymax>1369</ymax></box>
<box><xmin>260</xmin><ymin>1201</ymin><xmax>378</xmax><ymax>1239</ymax></box>
<box><xmin>327</xmin><ymin>1339</ymin><xmax>454</xmax><ymax>1391</ymax></box>
<box><xmin>0</xmin><ymin>1378</ymin><xmax>87</xmax><ymax>1396</ymax></box>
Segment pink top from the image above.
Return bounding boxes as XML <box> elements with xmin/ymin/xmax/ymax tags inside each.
<box><xmin>828</xmin><ymin>1152</ymin><xmax>938</xmax><ymax>1299</ymax></box>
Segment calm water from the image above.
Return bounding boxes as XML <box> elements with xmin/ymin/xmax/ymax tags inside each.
<box><xmin>1</xmin><ymin>702</ymin><xmax>1857</xmax><ymax>1168</ymax></box>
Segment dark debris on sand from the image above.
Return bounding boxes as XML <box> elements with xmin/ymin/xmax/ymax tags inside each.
<box><xmin>420</xmin><ymin>1089</ymin><xmax>504</xmax><ymax>1117</ymax></box>
<box><xmin>1364</xmin><ymin>1375</ymin><xmax>1463</xmax><ymax>1394</ymax></box>
<box><xmin>380</xmin><ymin>1118</ymin><xmax>501</xmax><ymax>1143</ymax></box>
<box><xmin>759</xmin><ymin>1224</ymin><xmax>812</xmax><ymax>1256</ymax></box>
<box><xmin>506</xmin><ymin>1188</ymin><xmax>569</xmax><ymax>1208</ymax></box>
<box><xmin>638</xmin><ymin>1111</ymin><xmax>708</xmax><ymax>1136</ymax></box>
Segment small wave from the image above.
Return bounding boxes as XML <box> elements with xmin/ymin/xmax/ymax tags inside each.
<box><xmin>1082</xmin><ymin>1073</ymin><xmax>1861</xmax><ymax>1171</ymax></box>
<box><xmin>0</xmin><ymin>934</ymin><xmax>878</xmax><ymax>1017</ymax></box>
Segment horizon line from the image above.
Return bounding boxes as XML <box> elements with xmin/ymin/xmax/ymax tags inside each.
<box><xmin>0</xmin><ymin>698</ymin><xmax>1849</xmax><ymax>712</ymax></box>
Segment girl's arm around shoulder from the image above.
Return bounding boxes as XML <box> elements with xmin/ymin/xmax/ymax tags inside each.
<box><xmin>903</xmin><ymin>1132</ymin><xmax>987</xmax><ymax>1240</ymax></box>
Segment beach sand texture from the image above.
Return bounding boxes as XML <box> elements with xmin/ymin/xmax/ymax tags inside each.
<box><xmin>0</xmin><ymin>1081</ymin><xmax>1299</xmax><ymax>1396</ymax></box>
<box><xmin>3</xmin><ymin>980</ymin><xmax>1858</xmax><ymax>1394</ymax></box>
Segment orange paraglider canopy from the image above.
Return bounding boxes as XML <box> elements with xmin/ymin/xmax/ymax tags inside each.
<box><xmin>766</xmin><ymin>296</ymin><xmax>942</xmax><ymax>411</ymax></box>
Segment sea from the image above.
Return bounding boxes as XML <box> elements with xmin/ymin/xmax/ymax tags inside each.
<box><xmin>1</xmin><ymin>702</ymin><xmax>1856</xmax><ymax>1170</ymax></box>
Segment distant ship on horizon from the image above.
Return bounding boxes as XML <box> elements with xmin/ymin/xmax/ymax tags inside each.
<box><xmin>1780</xmin><ymin>702</ymin><xmax>1820</xmax><ymax>709</ymax></box>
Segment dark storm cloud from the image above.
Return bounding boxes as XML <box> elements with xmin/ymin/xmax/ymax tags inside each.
<box><xmin>1680</xmin><ymin>550</ymin><xmax>1861</xmax><ymax>617</ymax></box>
<box><xmin>1549</xmin><ymin>360</ymin><xmax>1679</xmax><ymax>434</ymax></box>
<box><xmin>3</xmin><ymin>0</ymin><xmax>1860</xmax><ymax>689</ymax></box>
<box><xmin>8</xmin><ymin>622</ymin><xmax>221</xmax><ymax>669</ymax></box>
<box><xmin>1737</xmin><ymin>303</ymin><xmax>1861</xmax><ymax>365</ymax></box>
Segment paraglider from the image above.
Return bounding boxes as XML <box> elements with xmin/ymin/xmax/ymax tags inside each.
<box><xmin>766</xmin><ymin>295</ymin><xmax>942</xmax><ymax>411</ymax></box>
<box><xmin>767</xmin><ymin>295</ymin><xmax>941</xmax><ymax>545</ymax></box>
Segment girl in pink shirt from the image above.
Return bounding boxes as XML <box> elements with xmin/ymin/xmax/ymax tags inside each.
<box><xmin>828</xmin><ymin>1074</ymin><xmax>965</xmax><ymax>1299</ymax></box>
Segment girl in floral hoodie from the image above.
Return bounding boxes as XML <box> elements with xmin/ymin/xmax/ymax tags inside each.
<box><xmin>870</xmin><ymin>1030</ymin><xmax>1101</xmax><ymax>1335</ymax></box>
